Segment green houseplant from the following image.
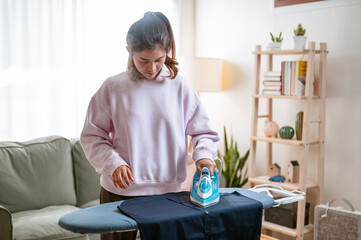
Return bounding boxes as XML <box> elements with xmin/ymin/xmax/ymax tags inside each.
<box><xmin>216</xmin><ymin>127</ymin><xmax>249</xmax><ymax>188</ymax></box>
<box><xmin>294</xmin><ymin>24</ymin><xmax>306</xmax><ymax>36</ymax></box>
<box><xmin>293</xmin><ymin>24</ymin><xmax>307</xmax><ymax>49</ymax></box>
<box><xmin>268</xmin><ymin>32</ymin><xmax>283</xmax><ymax>50</ymax></box>
<box><xmin>270</xmin><ymin>32</ymin><xmax>283</xmax><ymax>43</ymax></box>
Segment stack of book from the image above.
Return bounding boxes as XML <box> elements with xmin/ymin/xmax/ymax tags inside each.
<box><xmin>262</xmin><ymin>71</ymin><xmax>282</xmax><ymax>95</ymax></box>
<box><xmin>281</xmin><ymin>61</ymin><xmax>307</xmax><ymax>96</ymax></box>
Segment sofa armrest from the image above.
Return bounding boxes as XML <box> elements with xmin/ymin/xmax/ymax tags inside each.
<box><xmin>70</xmin><ymin>138</ymin><xmax>101</xmax><ymax>207</ymax></box>
<box><xmin>0</xmin><ymin>204</ymin><xmax>13</xmax><ymax>240</ymax></box>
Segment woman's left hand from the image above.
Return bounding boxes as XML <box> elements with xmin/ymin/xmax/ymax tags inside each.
<box><xmin>196</xmin><ymin>158</ymin><xmax>216</xmax><ymax>176</ymax></box>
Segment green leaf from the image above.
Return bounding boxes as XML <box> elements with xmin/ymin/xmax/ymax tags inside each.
<box><xmin>270</xmin><ymin>33</ymin><xmax>275</xmax><ymax>42</ymax></box>
<box><xmin>224</xmin><ymin>126</ymin><xmax>228</xmax><ymax>154</ymax></box>
<box><xmin>229</xmin><ymin>159</ymin><xmax>240</xmax><ymax>187</ymax></box>
<box><xmin>218</xmin><ymin>126</ymin><xmax>250</xmax><ymax>188</ymax></box>
<box><xmin>240</xmin><ymin>177</ymin><xmax>248</xmax><ymax>188</ymax></box>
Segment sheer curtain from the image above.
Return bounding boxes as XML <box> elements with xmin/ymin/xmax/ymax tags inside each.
<box><xmin>0</xmin><ymin>0</ymin><xmax>179</xmax><ymax>141</ymax></box>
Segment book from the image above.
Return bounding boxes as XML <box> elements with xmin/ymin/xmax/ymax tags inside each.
<box><xmin>264</xmin><ymin>71</ymin><xmax>281</xmax><ymax>77</ymax></box>
<box><xmin>263</xmin><ymin>76</ymin><xmax>281</xmax><ymax>81</ymax></box>
<box><xmin>263</xmin><ymin>80</ymin><xmax>281</xmax><ymax>87</ymax></box>
<box><xmin>280</xmin><ymin>61</ymin><xmax>307</xmax><ymax>96</ymax></box>
<box><xmin>262</xmin><ymin>89</ymin><xmax>282</xmax><ymax>95</ymax></box>
<box><xmin>295</xmin><ymin>61</ymin><xmax>307</xmax><ymax>96</ymax></box>
<box><xmin>263</xmin><ymin>72</ymin><xmax>281</xmax><ymax>89</ymax></box>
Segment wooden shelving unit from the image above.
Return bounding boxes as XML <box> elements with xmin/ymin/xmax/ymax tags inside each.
<box><xmin>249</xmin><ymin>42</ymin><xmax>328</xmax><ymax>240</ymax></box>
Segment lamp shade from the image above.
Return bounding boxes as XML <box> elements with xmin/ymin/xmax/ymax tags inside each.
<box><xmin>178</xmin><ymin>57</ymin><xmax>223</xmax><ymax>92</ymax></box>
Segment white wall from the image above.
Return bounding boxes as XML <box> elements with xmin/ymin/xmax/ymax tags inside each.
<box><xmin>193</xmin><ymin>0</ymin><xmax>361</xmax><ymax>210</ymax></box>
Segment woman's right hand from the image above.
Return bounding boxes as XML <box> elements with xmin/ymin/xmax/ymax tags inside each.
<box><xmin>112</xmin><ymin>165</ymin><xmax>134</xmax><ymax>189</ymax></box>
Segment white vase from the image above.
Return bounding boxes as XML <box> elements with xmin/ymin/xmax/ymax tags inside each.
<box><xmin>267</xmin><ymin>42</ymin><xmax>282</xmax><ymax>50</ymax></box>
<box><xmin>293</xmin><ymin>36</ymin><xmax>307</xmax><ymax>49</ymax></box>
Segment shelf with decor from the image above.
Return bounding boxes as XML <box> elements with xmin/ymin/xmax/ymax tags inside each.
<box><xmin>250</xmin><ymin>136</ymin><xmax>320</xmax><ymax>146</ymax></box>
<box><xmin>248</xmin><ymin>175</ymin><xmax>318</xmax><ymax>191</ymax></box>
<box><xmin>252</xmin><ymin>94</ymin><xmax>320</xmax><ymax>100</ymax></box>
<box><xmin>249</xmin><ymin>42</ymin><xmax>328</xmax><ymax>240</ymax></box>
<box><xmin>252</xmin><ymin>48</ymin><xmax>325</xmax><ymax>55</ymax></box>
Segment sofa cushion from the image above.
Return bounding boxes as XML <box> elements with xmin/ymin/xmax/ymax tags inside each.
<box><xmin>79</xmin><ymin>199</ymin><xmax>100</xmax><ymax>209</ymax></box>
<box><xmin>0</xmin><ymin>136</ymin><xmax>77</xmax><ymax>213</ymax></box>
<box><xmin>71</xmin><ymin>139</ymin><xmax>101</xmax><ymax>207</ymax></box>
<box><xmin>12</xmin><ymin>205</ymin><xmax>86</xmax><ymax>240</ymax></box>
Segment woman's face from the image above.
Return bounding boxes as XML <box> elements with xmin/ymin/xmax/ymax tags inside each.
<box><xmin>130</xmin><ymin>46</ymin><xmax>166</xmax><ymax>80</ymax></box>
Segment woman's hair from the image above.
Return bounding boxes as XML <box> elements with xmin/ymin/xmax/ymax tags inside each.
<box><xmin>126</xmin><ymin>11</ymin><xmax>178</xmax><ymax>81</ymax></box>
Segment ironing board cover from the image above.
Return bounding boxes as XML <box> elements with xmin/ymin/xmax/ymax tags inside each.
<box><xmin>58</xmin><ymin>188</ymin><xmax>274</xmax><ymax>234</ymax></box>
<box><xmin>118</xmin><ymin>191</ymin><xmax>263</xmax><ymax>240</ymax></box>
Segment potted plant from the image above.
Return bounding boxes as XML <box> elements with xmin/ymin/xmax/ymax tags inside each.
<box><xmin>293</xmin><ymin>24</ymin><xmax>307</xmax><ymax>49</ymax></box>
<box><xmin>216</xmin><ymin>127</ymin><xmax>249</xmax><ymax>188</ymax></box>
<box><xmin>268</xmin><ymin>32</ymin><xmax>283</xmax><ymax>50</ymax></box>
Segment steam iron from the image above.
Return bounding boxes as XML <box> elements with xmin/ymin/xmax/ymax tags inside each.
<box><xmin>190</xmin><ymin>159</ymin><xmax>221</xmax><ymax>208</ymax></box>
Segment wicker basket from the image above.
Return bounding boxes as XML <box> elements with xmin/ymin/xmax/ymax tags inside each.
<box><xmin>314</xmin><ymin>199</ymin><xmax>361</xmax><ymax>240</ymax></box>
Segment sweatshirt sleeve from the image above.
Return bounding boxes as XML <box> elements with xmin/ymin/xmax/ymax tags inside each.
<box><xmin>80</xmin><ymin>81</ymin><xmax>128</xmax><ymax>176</ymax></box>
<box><xmin>185</xmin><ymin>96</ymin><xmax>220</xmax><ymax>162</ymax></box>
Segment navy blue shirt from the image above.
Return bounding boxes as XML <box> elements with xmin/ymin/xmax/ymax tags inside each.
<box><xmin>118</xmin><ymin>191</ymin><xmax>263</xmax><ymax>240</ymax></box>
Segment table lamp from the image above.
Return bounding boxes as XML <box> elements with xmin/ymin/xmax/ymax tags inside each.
<box><xmin>178</xmin><ymin>57</ymin><xmax>224</xmax><ymax>154</ymax></box>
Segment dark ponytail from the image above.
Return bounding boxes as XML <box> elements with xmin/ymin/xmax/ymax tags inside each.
<box><xmin>153</xmin><ymin>12</ymin><xmax>178</xmax><ymax>79</ymax></box>
<box><xmin>126</xmin><ymin>12</ymin><xmax>178</xmax><ymax>80</ymax></box>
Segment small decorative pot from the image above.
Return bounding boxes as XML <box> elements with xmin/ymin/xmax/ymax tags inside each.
<box><xmin>295</xmin><ymin>111</ymin><xmax>304</xmax><ymax>140</ymax></box>
<box><xmin>268</xmin><ymin>42</ymin><xmax>282</xmax><ymax>50</ymax></box>
<box><xmin>279</xmin><ymin>126</ymin><xmax>295</xmax><ymax>139</ymax></box>
<box><xmin>293</xmin><ymin>36</ymin><xmax>307</xmax><ymax>49</ymax></box>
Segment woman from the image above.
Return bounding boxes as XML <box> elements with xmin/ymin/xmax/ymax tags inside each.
<box><xmin>80</xmin><ymin>11</ymin><xmax>219</xmax><ymax>240</ymax></box>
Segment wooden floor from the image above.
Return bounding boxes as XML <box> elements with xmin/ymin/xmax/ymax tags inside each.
<box><xmin>261</xmin><ymin>234</ymin><xmax>279</xmax><ymax>240</ymax></box>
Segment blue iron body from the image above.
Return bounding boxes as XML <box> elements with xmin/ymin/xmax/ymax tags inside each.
<box><xmin>190</xmin><ymin>167</ymin><xmax>220</xmax><ymax>207</ymax></box>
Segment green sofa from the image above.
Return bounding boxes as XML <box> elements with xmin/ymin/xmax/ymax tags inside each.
<box><xmin>0</xmin><ymin>136</ymin><xmax>101</xmax><ymax>240</ymax></box>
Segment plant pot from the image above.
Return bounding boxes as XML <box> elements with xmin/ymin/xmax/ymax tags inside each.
<box><xmin>268</xmin><ymin>42</ymin><xmax>282</xmax><ymax>50</ymax></box>
<box><xmin>295</xmin><ymin>111</ymin><xmax>304</xmax><ymax>140</ymax></box>
<box><xmin>279</xmin><ymin>126</ymin><xmax>295</xmax><ymax>139</ymax></box>
<box><xmin>293</xmin><ymin>36</ymin><xmax>307</xmax><ymax>49</ymax></box>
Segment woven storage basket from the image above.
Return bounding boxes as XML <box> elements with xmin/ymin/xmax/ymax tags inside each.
<box><xmin>314</xmin><ymin>199</ymin><xmax>361</xmax><ymax>240</ymax></box>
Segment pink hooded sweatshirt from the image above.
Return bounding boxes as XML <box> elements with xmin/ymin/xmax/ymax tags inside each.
<box><xmin>80</xmin><ymin>69</ymin><xmax>219</xmax><ymax>196</ymax></box>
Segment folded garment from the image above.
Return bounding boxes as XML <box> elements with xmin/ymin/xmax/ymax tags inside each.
<box><xmin>118</xmin><ymin>191</ymin><xmax>263</xmax><ymax>240</ymax></box>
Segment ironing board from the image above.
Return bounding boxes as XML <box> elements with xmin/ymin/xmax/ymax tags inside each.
<box><xmin>59</xmin><ymin>188</ymin><xmax>274</xmax><ymax>235</ymax></box>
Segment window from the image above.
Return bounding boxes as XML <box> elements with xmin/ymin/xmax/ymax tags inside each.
<box><xmin>0</xmin><ymin>0</ymin><xmax>179</xmax><ymax>141</ymax></box>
